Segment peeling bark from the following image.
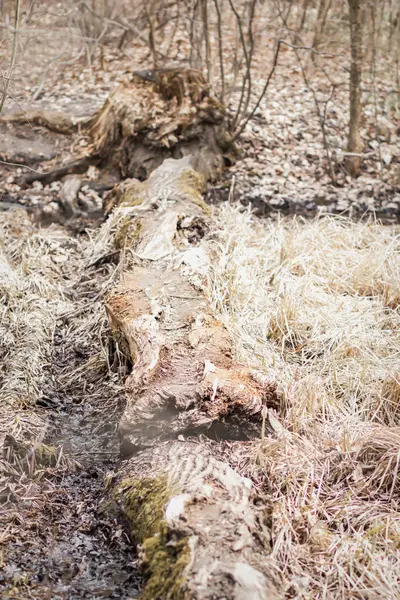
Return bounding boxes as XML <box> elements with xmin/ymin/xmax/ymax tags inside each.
<box><xmin>104</xmin><ymin>157</ymin><xmax>278</xmax><ymax>452</ymax></box>
<box><xmin>102</xmin><ymin>157</ymin><xmax>281</xmax><ymax>599</ymax></box>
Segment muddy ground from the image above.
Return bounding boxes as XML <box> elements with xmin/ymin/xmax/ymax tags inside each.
<box><xmin>0</xmin><ymin>205</ymin><xmax>141</xmax><ymax>598</ymax></box>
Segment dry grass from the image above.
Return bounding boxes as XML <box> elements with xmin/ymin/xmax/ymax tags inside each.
<box><xmin>210</xmin><ymin>205</ymin><xmax>400</xmax><ymax>599</ymax></box>
<box><xmin>0</xmin><ymin>210</ymin><xmax>118</xmax><ymax>505</ymax></box>
<box><xmin>0</xmin><ymin>211</ymin><xmax>82</xmax><ymax>501</ymax></box>
<box><xmin>1</xmin><ymin>200</ymin><xmax>399</xmax><ymax>598</ymax></box>
<box><xmin>0</xmin><ymin>213</ymin><xmax>75</xmax><ymax>436</ymax></box>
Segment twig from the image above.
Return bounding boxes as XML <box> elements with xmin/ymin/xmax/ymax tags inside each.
<box><xmin>228</xmin><ymin>0</ymin><xmax>253</xmax><ymax>129</ymax></box>
<box><xmin>242</xmin><ymin>0</ymin><xmax>258</xmax><ymax>119</ymax></box>
<box><xmin>0</xmin><ymin>158</ymin><xmax>56</xmax><ymax>174</ymax></box>
<box><xmin>230</xmin><ymin>39</ymin><xmax>283</xmax><ymax>143</ymax></box>
<box><xmin>340</xmin><ymin>151</ymin><xmax>377</xmax><ymax>157</ymax></box>
<box><xmin>0</xmin><ymin>0</ymin><xmax>21</xmax><ymax>115</ymax></box>
<box><xmin>31</xmin><ymin>46</ymin><xmax>85</xmax><ymax>102</ymax></box>
<box><xmin>271</xmin><ymin>2</ymin><xmax>340</xmax><ymax>186</ymax></box>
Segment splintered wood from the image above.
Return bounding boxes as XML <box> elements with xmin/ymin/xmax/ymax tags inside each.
<box><xmin>103</xmin><ymin>157</ymin><xmax>281</xmax><ymax>600</ymax></box>
<box><xmin>1</xmin><ymin>68</ymin><xmax>232</xmax><ymax>186</ymax></box>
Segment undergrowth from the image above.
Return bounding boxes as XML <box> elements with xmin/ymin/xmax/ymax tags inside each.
<box><xmin>210</xmin><ymin>204</ymin><xmax>400</xmax><ymax>599</ymax></box>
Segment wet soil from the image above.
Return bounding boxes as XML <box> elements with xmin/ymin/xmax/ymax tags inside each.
<box><xmin>1</xmin><ymin>250</ymin><xmax>140</xmax><ymax>599</ymax></box>
<box><xmin>208</xmin><ymin>177</ymin><xmax>400</xmax><ymax>224</ymax></box>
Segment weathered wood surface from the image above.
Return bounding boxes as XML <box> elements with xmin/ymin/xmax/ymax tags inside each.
<box><xmin>1</xmin><ymin>69</ymin><xmax>233</xmax><ymax>186</ymax></box>
<box><xmin>101</xmin><ymin>157</ymin><xmax>281</xmax><ymax>599</ymax></box>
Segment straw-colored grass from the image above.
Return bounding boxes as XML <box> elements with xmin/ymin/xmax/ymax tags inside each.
<box><xmin>1</xmin><ymin>201</ymin><xmax>399</xmax><ymax>598</ymax></box>
<box><xmin>0</xmin><ymin>214</ymin><xmax>73</xmax><ymax>433</ymax></box>
<box><xmin>0</xmin><ymin>210</ymin><xmax>117</xmax><ymax>500</ymax></box>
<box><xmin>210</xmin><ymin>205</ymin><xmax>400</xmax><ymax>599</ymax></box>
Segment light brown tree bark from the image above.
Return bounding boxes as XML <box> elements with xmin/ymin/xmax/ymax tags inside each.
<box><xmin>99</xmin><ymin>157</ymin><xmax>282</xmax><ymax>600</ymax></box>
<box><xmin>345</xmin><ymin>0</ymin><xmax>364</xmax><ymax>177</ymax></box>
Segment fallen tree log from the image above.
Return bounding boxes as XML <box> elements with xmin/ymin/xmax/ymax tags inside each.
<box><xmin>2</xmin><ymin>68</ymin><xmax>234</xmax><ymax>186</ymax></box>
<box><xmin>100</xmin><ymin>157</ymin><xmax>281</xmax><ymax>599</ymax></box>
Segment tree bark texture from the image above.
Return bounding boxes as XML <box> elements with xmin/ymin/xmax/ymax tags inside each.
<box><xmin>99</xmin><ymin>157</ymin><xmax>282</xmax><ymax>599</ymax></box>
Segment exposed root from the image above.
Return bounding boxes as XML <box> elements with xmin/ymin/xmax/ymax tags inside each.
<box><xmin>23</xmin><ymin>155</ymin><xmax>97</xmax><ymax>186</ymax></box>
<box><xmin>0</xmin><ymin>110</ymin><xmax>88</xmax><ymax>134</ymax></box>
<box><xmin>12</xmin><ymin>69</ymin><xmax>233</xmax><ymax>187</ymax></box>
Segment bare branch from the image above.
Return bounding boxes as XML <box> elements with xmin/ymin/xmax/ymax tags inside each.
<box><xmin>0</xmin><ymin>0</ymin><xmax>20</xmax><ymax>115</ymax></box>
<box><xmin>230</xmin><ymin>38</ymin><xmax>283</xmax><ymax>143</ymax></box>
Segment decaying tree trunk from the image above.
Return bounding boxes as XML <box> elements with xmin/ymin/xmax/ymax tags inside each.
<box><xmin>99</xmin><ymin>157</ymin><xmax>281</xmax><ymax>599</ymax></box>
<box><xmin>345</xmin><ymin>0</ymin><xmax>364</xmax><ymax>177</ymax></box>
<box><xmin>88</xmin><ymin>69</ymin><xmax>230</xmax><ymax>182</ymax></box>
<box><xmin>1</xmin><ymin>68</ymin><xmax>233</xmax><ymax>186</ymax></box>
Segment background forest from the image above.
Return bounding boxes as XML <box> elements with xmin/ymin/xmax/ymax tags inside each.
<box><xmin>0</xmin><ymin>0</ymin><xmax>399</xmax><ymax>218</ymax></box>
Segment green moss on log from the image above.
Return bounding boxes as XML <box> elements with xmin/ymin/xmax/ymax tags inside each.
<box><xmin>116</xmin><ymin>180</ymin><xmax>146</xmax><ymax>208</ymax></box>
<box><xmin>34</xmin><ymin>443</ymin><xmax>58</xmax><ymax>467</ymax></box>
<box><xmin>176</xmin><ymin>169</ymin><xmax>210</xmax><ymax>215</ymax></box>
<box><xmin>140</xmin><ymin>523</ymin><xmax>190</xmax><ymax>600</ymax></box>
<box><xmin>114</xmin><ymin>217</ymin><xmax>143</xmax><ymax>250</ymax></box>
<box><xmin>179</xmin><ymin>169</ymin><xmax>204</xmax><ymax>195</ymax></box>
<box><xmin>115</xmin><ymin>476</ymin><xmax>171</xmax><ymax>542</ymax></box>
<box><xmin>114</xmin><ymin>476</ymin><xmax>191</xmax><ymax>600</ymax></box>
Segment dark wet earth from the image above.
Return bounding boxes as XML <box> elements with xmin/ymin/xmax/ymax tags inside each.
<box><xmin>1</xmin><ymin>273</ymin><xmax>140</xmax><ymax>599</ymax></box>
<box><xmin>3</xmin><ymin>471</ymin><xmax>139</xmax><ymax>599</ymax></box>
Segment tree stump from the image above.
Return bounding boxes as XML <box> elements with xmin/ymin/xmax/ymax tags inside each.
<box><xmin>2</xmin><ymin>68</ymin><xmax>233</xmax><ymax>186</ymax></box>
<box><xmin>100</xmin><ymin>157</ymin><xmax>281</xmax><ymax>599</ymax></box>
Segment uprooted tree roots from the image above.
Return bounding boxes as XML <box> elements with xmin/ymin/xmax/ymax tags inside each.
<box><xmin>1</xmin><ymin>68</ymin><xmax>235</xmax><ymax>186</ymax></box>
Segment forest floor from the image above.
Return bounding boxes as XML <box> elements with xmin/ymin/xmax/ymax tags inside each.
<box><xmin>0</xmin><ymin>210</ymin><xmax>140</xmax><ymax>599</ymax></box>
<box><xmin>0</xmin><ymin>4</ymin><xmax>400</xmax><ymax>599</ymax></box>
<box><xmin>0</xmin><ymin>2</ymin><xmax>399</xmax><ymax>223</ymax></box>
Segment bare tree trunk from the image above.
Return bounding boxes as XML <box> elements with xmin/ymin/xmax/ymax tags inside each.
<box><xmin>345</xmin><ymin>0</ymin><xmax>364</xmax><ymax>177</ymax></box>
<box><xmin>0</xmin><ymin>0</ymin><xmax>20</xmax><ymax>115</ymax></box>
<box><xmin>145</xmin><ymin>1</ymin><xmax>158</xmax><ymax>68</ymax></box>
<box><xmin>213</xmin><ymin>0</ymin><xmax>225</xmax><ymax>101</ymax></box>
<box><xmin>201</xmin><ymin>0</ymin><xmax>212</xmax><ymax>83</ymax></box>
<box><xmin>298</xmin><ymin>0</ymin><xmax>312</xmax><ymax>33</ymax></box>
<box><xmin>189</xmin><ymin>0</ymin><xmax>203</xmax><ymax>68</ymax></box>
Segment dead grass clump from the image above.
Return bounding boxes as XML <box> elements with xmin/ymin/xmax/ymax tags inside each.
<box><xmin>210</xmin><ymin>205</ymin><xmax>400</xmax><ymax>599</ymax></box>
<box><xmin>377</xmin><ymin>372</ymin><xmax>400</xmax><ymax>425</ymax></box>
<box><xmin>356</xmin><ymin>427</ymin><xmax>400</xmax><ymax>499</ymax></box>
<box><xmin>0</xmin><ymin>211</ymin><xmax>82</xmax><ymax>495</ymax></box>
